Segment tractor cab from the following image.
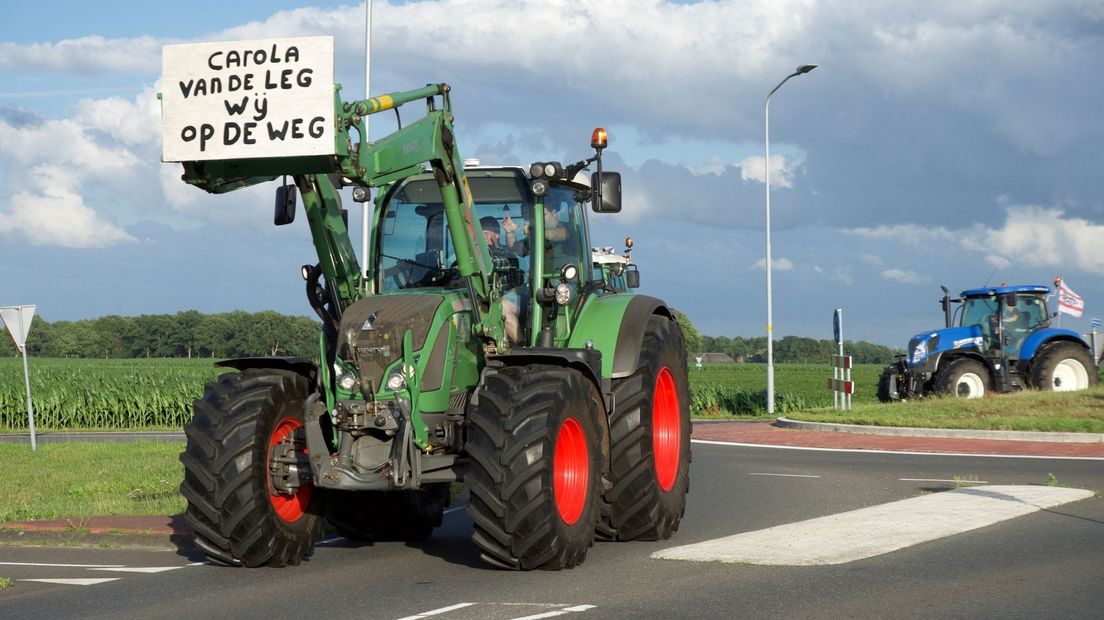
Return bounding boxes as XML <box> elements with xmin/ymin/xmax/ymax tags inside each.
<box><xmin>956</xmin><ymin>286</ymin><xmax>1051</xmax><ymax>359</ymax></box>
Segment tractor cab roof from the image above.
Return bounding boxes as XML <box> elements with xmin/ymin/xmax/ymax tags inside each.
<box><xmin>960</xmin><ymin>285</ymin><xmax>1050</xmax><ymax>298</ymax></box>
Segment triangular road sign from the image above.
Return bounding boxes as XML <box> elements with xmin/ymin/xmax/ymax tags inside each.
<box><xmin>0</xmin><ymin>304</ymin><xmax>36</xmax><ymax>348</ymax></box>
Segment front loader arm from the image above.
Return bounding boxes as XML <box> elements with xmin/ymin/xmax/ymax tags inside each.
<box><xmin>174</xmin><ymin>83</ymin><xmax>497</xmax><ymax>315</ymax></box>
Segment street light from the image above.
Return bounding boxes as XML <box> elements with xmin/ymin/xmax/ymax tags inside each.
<box><xmin>764</xmin><ymin>63</ymin><xmax>816</xmax><ymax>415</ymax></box>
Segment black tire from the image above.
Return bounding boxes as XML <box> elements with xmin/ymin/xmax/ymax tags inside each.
<box><xmin>601</xmin><ymin>315</ymin><xmax>691</xmax><ymax>542</ymax></box>
<box><xmin>876</xmin><ymin>365</ymin><xmax>896</xmax><ymax>402</ymax></box>
<box><xmin>326</xmin><ymin>484</ymin><xmax>449</xmax><ymax>542</ymax></box>
<box><xmin>933</xmin><ymin>358</ymin><xmax>990</xmax><ymax>399</ymax></box>
<box><xmin>180</xmin><ymin>369</ymin><xmax>324</xmax><ymax>567</ymax></box>
<box><xmin>465</xmin><ymin>365</ymin><xmax>602</xmax><ymax>570</ymax></box>
<box><xmin>1029</xmin><ymin>342</ymin><xmax>1098</xmax><ymax>392</ymax></box>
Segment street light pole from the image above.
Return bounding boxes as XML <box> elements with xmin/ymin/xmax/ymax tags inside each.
<box><xmin>764</xmin><ymin>64</ymin><xmax>816</xmax><ymax>415</ymax></box>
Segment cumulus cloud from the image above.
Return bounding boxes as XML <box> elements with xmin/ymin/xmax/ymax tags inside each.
<box><xmin>979</xmin><ymin>206</ymin><xmax>1104</xmax><ymax>272</ymax></box>
<box><xmin>881</xmin><ymin>268</ymin><xmax>923</xmax><ymax>284</ymax></box>
<box><xmin>0</xmin><ymin>108</ymin><xmax>146</xmax><ymax>248</ymax></box>
<box><xmin>753</xmin><ymin>257</ymin><xmax>794</xmax><ymax>270</ymax></box>
<box><xmin>844</xmin><ymin>201</ymin><xmax>1104</xmax><ymax>274</ymax></box>
<box><xmin>736</xmin><ymin>153</ymin><xmax>805</xmax><ymax>188</ymax></box>
<box><xmin>0</xmin><ymin>36</ymin><xmax>163</xmax><ymax>75</ymax></box>
<box><xmin>0</xmin><ymin>185</ymin><xmax>135</xmax><ymax>248</ymax></box>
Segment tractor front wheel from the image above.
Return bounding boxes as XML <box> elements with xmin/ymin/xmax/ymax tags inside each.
<box><xmin>1030</xmin><ymin>342</ymin><xmax>1098</xmax><ymax>392</ymax></box>
<box><xmin>602</xmin><ymin>315</ymin><xmax>691</xmax><ymax>542</ymax></box>
<box><xmin>933</xmin><ymin>358</ymin><xmax>990</xmax><ymax>399</ymax></box>
<box><xmin>465</xmin><ymin>365</ymin><xmax>601</xmax><ymax>570</ymax></box>
<box><xmin>876</xmin><ymin>364</ymin><xmax>904</xmax><ymax>402</ymax></box>
<box><xmin>180</xmin><ymin>369</ymin><xmax>324</xmax><ymax>567</ymax></box>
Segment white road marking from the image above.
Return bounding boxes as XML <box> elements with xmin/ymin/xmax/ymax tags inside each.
<box><xmin>692</xmin><ymin>438</ymin><xmax>1104</xmax><ymax>461</ymax></box>
<box><xmin>395</xmin><ymin>602</ymin><xmax>476</xmax><ymax>619</ymax></box>
<box><xmin>89</xmin><ymin>566</ymin><xmax>184</xmax><ymax>574</ymax></box>
<box><xmin>21</xmin><ymin>578</ymin><xmax>122</xmax><ymax>586</ymax></box>
<box><xmin>653</xmin><ymin>485</ymin><xmax>1094</xmax><ymax>566</ymax></box>
<box><xmin>507</xmin><ymin>605</ymin><xmax>597</xmax><ymax>620</ymax></box>
<box><xmin>900</xmin><ymin>478</ymin><xmax>989</xmax><ymax>485</ymax></box>
<box><xmin>748</xmin><ymin>472</ymin><xmax>821</xmax><ymax>478</ymax></box>
<box><xmin>0</xmin><ymin>562</ymin><xmax>125</xmax><ymax>568</ymax></box>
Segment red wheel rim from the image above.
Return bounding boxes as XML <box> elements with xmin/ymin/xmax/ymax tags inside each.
<box><xmin>653</xmin><ymin>367</ymin><xmax>681</xmax><ymax>492</ymax></box>
<box><xmin>553</xmin><ymin>417</ymin><xmax>589</xmax><ymax>525</ymax></box>
<box><xmin>267</xmin><ymin>417</ymin><xmax>312</xmax><ymax>523</ymax></box>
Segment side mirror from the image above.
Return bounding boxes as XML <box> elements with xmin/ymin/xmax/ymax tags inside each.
<box><xmin>625</xmin><ymin>264</ymin><xmax>640</xmax><ymax>289</ymax></box>
<box><xmin>274</xmin><ymin>184</ymin><xmax>297</xmax><ymax>226</ymax></box>
<box><xmin>591</xmin><ymin>171</ymin><xmax>622</xmax><ymax>213</ymax></box>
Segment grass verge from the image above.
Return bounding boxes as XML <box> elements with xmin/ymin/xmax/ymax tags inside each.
<box><xmin>0</xmin><ymin>441</ymin><xmax>185</xmax><ymax>523</ymax></box>
<box><xmin>784</xmin><ymin>386</ymin><xmax>1104</xmax><ymax>433</ymax></box>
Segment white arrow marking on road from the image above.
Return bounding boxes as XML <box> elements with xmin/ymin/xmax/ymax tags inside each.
<box><xmin>508</xmin><ymin>604</ymin><xmax>597</xmax><ymax>620</ymax></box>
<box><xmin>21</xmin><ymin>578</ymin><xmax>122</xmax><ymax>586</ymax></box>
<box><xmin>653</xmin><ymin>485</ymin><xmax>1093</xmax><ymax>566</ymax></box>
<box><xmin>89</xmin><ymin>566</ymin><xmax>185</xmax><ymax>574</ymax></box>
<box><xmin>395</xmin><ymin>602</ymin><xmax>476</xmax><ymax>619</ymax></box>
<box><xmin>900</xmin><ymin>478</ymin><xmax>988</xmax><ymax>485</ymax></box>
<box><xmin>748</xmin><ymin>472</ymin><xmax>821</xmax><ymax>478</ymax></box>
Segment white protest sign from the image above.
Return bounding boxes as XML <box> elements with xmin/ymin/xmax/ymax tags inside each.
<box><xmin>162</xmin><ymin>36</ymin><xmax>335</xmax><ymax>162</ymax></box>
<box><xmin>0</xmin><ymin>304</ymin><xmax>36</xmax><ymax>349</ymax></box>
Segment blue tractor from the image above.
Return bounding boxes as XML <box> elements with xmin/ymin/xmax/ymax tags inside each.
<box><xmin>878</xmin><ymin>284</ymin><xmax>1099</xmax><ymax>401</ymax></box>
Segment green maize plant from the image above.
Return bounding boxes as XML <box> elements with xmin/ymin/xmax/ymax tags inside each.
<box><xmin>0</xmin><ymin>358</ymin><xmax>224</xmax><ymax>431</ymax></box>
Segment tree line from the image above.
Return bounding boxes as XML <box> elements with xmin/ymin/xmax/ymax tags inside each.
<box><xmin>1</xmin><ymin>309</ymin><xmax>899</xmax><ymax>364</ymax></box>
<box><xmin>699</xmin><ymin>334</ymin><xmax>900</xmax><ymax>364</ymax></box>
<box><xmin>0</xmin><ymin>310</ymin><xmax>322</xmax><ymax>359</ymax></box>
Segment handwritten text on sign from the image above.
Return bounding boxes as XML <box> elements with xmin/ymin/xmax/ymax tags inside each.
<box><xmin>161</xmin><ymin>36</ymin><xmax>335</xmax><ymax>161</ymax></box>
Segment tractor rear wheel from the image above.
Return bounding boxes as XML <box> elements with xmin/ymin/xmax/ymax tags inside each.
<box><xmin>1030</xmin><ymin>342</ymin><xmax>1098</xmax><ymax>392</ymax></box>
<box><xmin>601</xmin><ymin>315</ymin><xmax>691</xmax><ymax>542</ymax></box>
<box><xmin>326</xmin><ymin>485</ymin><xmax>449</xmax><ymax>542</ymax></box>
<box><xmin>933</xmin><ymin>358</ymin><xmax>990</xmax><ymax>399</ymax></box>
<box><xmin>465</xmin><ymin>365</ymin><xmax>601</xmax><ymax>570</ymax></box>
<box><xmin>180</xmin><ymin>369</ymin><xmax>324</xmax><ymax>567</ymax></box>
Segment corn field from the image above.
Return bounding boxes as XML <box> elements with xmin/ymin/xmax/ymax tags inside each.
<box><xmin>0</xmin><ymin>358</ymin><xmax>224</xmax><ymax>431</ymax></box>
<box><xmin>0</xmin><ymin>357</ymin><xmax>889</xmax><ymax>431</ymax></box>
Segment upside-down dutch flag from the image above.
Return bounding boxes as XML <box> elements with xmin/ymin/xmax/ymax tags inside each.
<box><xmin>1056</xmin><ymin>278</ymin><xmax>1084</xmax><ymax>318</ymax></box>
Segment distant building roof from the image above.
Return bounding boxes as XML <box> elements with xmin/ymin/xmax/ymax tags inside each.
<box><xmin>697</xmin><ymin>352</ymin><xmax>736</xmax><ymax>363</ymax></box>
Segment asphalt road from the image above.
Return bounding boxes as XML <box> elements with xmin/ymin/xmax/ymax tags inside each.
<box><xmin>2</xmin><ymin>441</ymin><xmax>1101</xmax><ymax>619</ymax></box>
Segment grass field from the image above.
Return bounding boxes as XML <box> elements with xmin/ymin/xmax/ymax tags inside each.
<box><xmin>0</xmin><ymin>441</ymin><xmax>185</xmax><ymax>522</ymax></box>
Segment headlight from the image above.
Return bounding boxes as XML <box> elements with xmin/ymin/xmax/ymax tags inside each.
<box><xmin>338</xmin><ymin>374</ymin><xmax>358</xmax><ymax>391</ymax></box>
<box><xmin>554</xmin><ymin>283</ymin><xmax>572</xmax><ymax>306</ymax></box>
<box><xmin>386</xmin><ymin>372</ymin><xmax>405</xmax><ymax>391</ymax></box>
<box><xmin>911</xmin><ymin>340</ymin><xmax>928</xmax><ymax>364</ymax></box>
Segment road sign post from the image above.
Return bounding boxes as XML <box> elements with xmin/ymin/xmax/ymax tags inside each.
<box><xmin>1</xmin><ymin>305</ymin><xmax>37</xmax><ymax>450</ymax></box>
<box><xmin>830</xmin><ymin>309</ymin><xmax>852</xmax><ymax>411</ymax></box>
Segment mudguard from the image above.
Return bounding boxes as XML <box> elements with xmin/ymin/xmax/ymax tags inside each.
<box><xmin>568</xmin><ymin>294</ymin><xmax>673</xmax><ymax>379</ymax></box>
<box><xmin>215</xmin><ymin>356</ymin><xmax>318</xmax><ymax>382</ymax></box>
<box><xmin>1018</xmin><ymin>328</ymin><xmax>1088</xmax><ymax>361</ymax></box>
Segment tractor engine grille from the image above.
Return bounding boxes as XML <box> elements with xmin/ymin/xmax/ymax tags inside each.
<box><xmin>338</xmin><ymin>294</ymin><xmax>446</xmax><ymax>391</ymax></box>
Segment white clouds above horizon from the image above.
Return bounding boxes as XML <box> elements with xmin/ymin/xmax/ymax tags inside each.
<box><xmin>845</xmin><ymin>204</ymin><xmax>1104</xmax><ymax>274</ymax></box>
<box><xmin>753</xmin><ymin>257</ymin><xmax>794</xmax><ymax>271</ymax></box>
<box><xmin>2</xmin><ymin>0</ymin><xmax>1104</xmax><ymax>345</ymax></box>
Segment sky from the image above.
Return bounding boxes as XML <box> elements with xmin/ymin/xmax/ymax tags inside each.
<box><xmin>2</xmin><ymin>0</ymin><xmax>1104</xmax><ymax>348</ymax></box>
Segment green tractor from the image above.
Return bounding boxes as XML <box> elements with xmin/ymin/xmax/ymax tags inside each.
<box><xmin>166</xmin><ymin>81</ymin><xmax>690</xmax><ymax>570</ymax></box>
